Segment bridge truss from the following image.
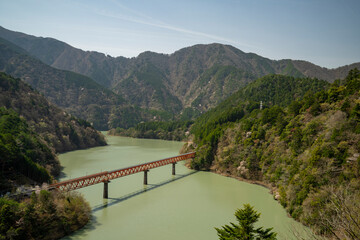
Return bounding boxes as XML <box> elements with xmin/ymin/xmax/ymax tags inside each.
<box><xmin>50</xmin><ymin>152</ymin><xmax>196</xmax><ymax>192</ymax></box>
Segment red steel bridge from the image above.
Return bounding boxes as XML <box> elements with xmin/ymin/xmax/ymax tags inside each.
<box><xmin>49</xmin><ymin>152</ymin><xmax>196</xmax><ymax>198</ymax></box>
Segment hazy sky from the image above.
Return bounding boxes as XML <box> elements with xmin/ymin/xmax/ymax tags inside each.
<box><xmin>0</xmin><ymin>0</ymin><xmax>359</xmax><ymax>68</ymax></box>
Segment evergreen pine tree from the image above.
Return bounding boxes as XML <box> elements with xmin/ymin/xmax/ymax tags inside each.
<box><xmin>215</xmin><ymin>204</ymin><xmax>277</xmax><ymax>240</ymax></box>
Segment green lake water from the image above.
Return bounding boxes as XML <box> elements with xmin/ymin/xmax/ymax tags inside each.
<box><xmin>60</xmin><ymin>134</ymin><xmax>309</xmax><ymax>240</ymax></box>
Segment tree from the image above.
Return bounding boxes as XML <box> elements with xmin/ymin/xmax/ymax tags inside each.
<box><xmin>302</xmin><ymin>186</ymin><xmax>360</xmax><ymax>240</ymax></box>
<box><xmin>215</xmin><ymin>204</ymin><xmax>277</xmax><ymax>240</ymax></box>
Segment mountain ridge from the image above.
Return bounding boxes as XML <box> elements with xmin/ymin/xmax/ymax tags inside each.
<box><xmin>1</xmin><ymin>26</ymin><xmax>360</xmax><ymax>126</ymax></box>
<box><xmin>0</xmin><ymin>36</ymin><xmax>155</xmax><ymax>130</ymax></box>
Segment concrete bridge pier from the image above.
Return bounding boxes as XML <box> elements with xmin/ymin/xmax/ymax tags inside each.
<box><xmin>172</xmin><ymin>162</ymin><xmax>177</xmax><ymax>175</ymax></box>
<box><xmin>144</xmin><ymin>170</ymin><xmax>149</xmax><ymax>185</ymax></box>
<box><xmin>103</xmin><ymin>180</ymin><xmax>110</xmax><ymax>199</ymax></box>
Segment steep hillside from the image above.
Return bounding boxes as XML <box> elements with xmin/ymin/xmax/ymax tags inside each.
<box><xmin>0</xmin><ymin>73</ymin><xmax>104</xmax><ymax>238</ymax></box>
<box><xmin>187</xmin><ymin>69</ymin><xmax>360</xmax><ymax>239</ymax></box>
<box><xmin>1</xmin><ymin>26</ymin><xmax>359</xmax><ymax>117</ymax></box>
<box><xmin>0</xmin><ymin>190</ymin><xmax>91</xmax><ymax>240</ymax></box>
<box><xmin>0</xmin><ymin>72</ymin><xmax>106</xmax><ymax>153</ymax></box>
<box><xmin>113</xmin><ymin>62</ymin><xmax>182</xmax><ymax>112</ymax></box>
<box><xmin>109</xmin><ymin>120</ymin><xmax>193</xmax><ymax>141</ymax></box>
<box><xmin>191</xmin><ymin>75</ymin><xmax>329</xmax><ymax>157</ymax></box>
<box><xmin>0</xmin><ymin>26</ymin><xmax>127</xmax><ymax>88</ymax></box>
<box><xmin>0</xmin><ymin>37</ymin><xmax>147</xmax><ymax>130</ymax></box>
<box><xmin>292</xmin><ymin>60</ymin><xmax>360</xmax><ymax>81</ymax></box>
<box><xmin>0</xmin><ymin>107</ymin><xmax>56</xmax><ymax>191</ymax></box>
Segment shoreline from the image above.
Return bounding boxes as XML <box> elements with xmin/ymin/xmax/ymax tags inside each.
<box><xmin>210</xmin><ymin>169</ymin><xmax>274</xmax><ymax>191</ymax></box>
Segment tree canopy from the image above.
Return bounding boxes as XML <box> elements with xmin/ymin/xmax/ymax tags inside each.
<box><xmin>215</xmin><ymin>204</ymin><xmax>277</xmax><ymax>240</ymax></box>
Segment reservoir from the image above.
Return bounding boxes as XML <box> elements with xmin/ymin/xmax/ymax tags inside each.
<box><xmin>60</xmin><ymin>134</ymin><xmax>308</xmax><ymax>239</ymax></box>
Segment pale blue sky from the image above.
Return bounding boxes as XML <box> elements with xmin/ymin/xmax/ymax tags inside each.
<box><xmin>0</xmin><ymin>0</ymin><xmax>359</xmax><ymax>68</ymax></box>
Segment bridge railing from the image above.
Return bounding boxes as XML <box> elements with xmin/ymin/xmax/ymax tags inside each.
<box><xmin>50</xmin><ymin>152</ymin><xmax>196</xmax><ymax>192</ymax></box>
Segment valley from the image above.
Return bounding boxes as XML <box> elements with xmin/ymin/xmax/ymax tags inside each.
<box><xmin>0</xmin><ymin>24</ymin><xmax>359</xmax><ymax>240</ymax></box>
<box><xmin>1</xmin><ymin>26</ymin><xmax>359</xmax><ymax>129</ymax></box>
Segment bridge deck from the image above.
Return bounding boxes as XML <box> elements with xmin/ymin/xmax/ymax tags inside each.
<box><xmin>50</xmin><ymin>152</ymin><xmax>196</xmax><ymax>191</ymax></box>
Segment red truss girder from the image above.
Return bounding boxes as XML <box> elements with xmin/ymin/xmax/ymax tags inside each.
<box><xmin>50</xmin><ymin>152</ymin><xmax>196</xmax><ymax>191</ymax></box>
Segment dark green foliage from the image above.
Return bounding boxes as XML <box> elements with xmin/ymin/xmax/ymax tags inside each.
<box><xmin>115</xmin><ymin>63</ymin><xmax>183</xmax><ymax>113</ymax></box>
<box><xmin>179</xmin><ymin>107</ymin><xmax>201</xmax><ymax>121</ymax></box>
<box><xmin>341</xmin><ymin>98</ymin><xmax>351</xmax><ymax>114</ymax></box>
<box><xmin>192</xmin><ymin>74</ymin><xmax>328</xmax><ymax>142</ymax></box>
<box><xmin>351</xmin><ymin>103</ymin><xmax>360</xmax><ymax>120</ymax></box>
<box><xmin>191</xmin><ymin>69</ymin><xmax>360</xmax><ymax>239</ymax></box>
<box><xmin>245</xmin><ymin>101</ymin><xmax>260</xmax><ymax>113</ymax></box>
<box><xmin>0</xmin><ymin>197</ymin><xmax>21</xmax><ymax>239</ymax></box>
<box><xmin>344</xmin><ymin>68</ymin><xmax>360</xmax><ymax>95</ymax></box>
<box><xmin>280</xmin><ymin>60</ymin><xmax>304</xmax><ymax>78</ymax></box>
<box><xmin>0</xmin><ymin>107</ymin><xmax>52</xmax><ymax>190</ymax></box>
<box><xmin>71</xmin><ymin>116</ymin><xmax>92</xmax><ymax>128</ymax></box>
<box><xmin>108</xmin><ymin>105</ymin><xmax>146</xmax><ymax>129</ymax></box>
<box><xmin>190</xmin><ymin>145</ymin><xmax>215</xmax><ymax>170</ymax></box>
<box><xmin>238</xmin><ymin>75</ymin><xmax>328</xmax><ymax>107</ymax></box>
<box><xmin>260</xmin><ymin>106</ymin><xmax>283</xmax><ymax>125</ymax></box>
<box><xmin>109</xmin><ymin>120</ymin><xmax>193</xmax><ymax>141</ymax></box>
<box><xmin>309</xmin><ymin>101</ymin><xmax>321</xmax><ymax>116</ymax></box>
<box><xmin>327</xmin><ymin>84</ymin><xmax>345</xmax><ymax>103</ymax></box>
<box><xmin>134</xmin><ymin>121</ymin><xmax>191</xmax><ymax>133</ymax></box>
<box><xmin>0</xmin><ymin>72</ymin><xmax>109</xmax><ymax>192</ymax></box>
<box><xmin>215</xmin><ymin>204</ymin><xmax>277</xmax><ymax>240</ymax></box>
<box><xmin>0</xmin><ymin>191</ymin><xmax>91</xmax><ymax>240</ymax></box>
<box><xmin>191</xmin><ymin>74</ymin><xmax>328</xmax><ymax>170</ymax></box>
<box><xmin>190</xmin><ymin>106</ymin><xmax>245</xmax><ymax>170</ymax></box>
<box><xmin>0</xmin><ymin>72</ymin><xmax>106</xmax><ymax>154</ymax></box>
<box><xmin>192</xmin><ymin>107</ymin><xmax>245</xmax><ymax>144</ymax></box>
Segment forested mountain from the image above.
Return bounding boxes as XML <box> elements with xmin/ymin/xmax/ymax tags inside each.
<box><xmin>0</xmin><ymin>37</ymin><xmax>152</xmax><ymax>130</ymax></box>
<box><xmin>1</xmin><ymin>26</ymin><xmax>359</xmax><ymax>119</ymax></box>
<box><xmin>109</xmin><ymin>120</ymin><xmax>193</xmax><ymax>141</ymax></box>
<box><xmin>0</xmin><ymin>106</ymin><xmax>92</xmax><ymax>239</ymax></box>
<box><xmin>0</xmin><ymin>72</ymin><xmax>107</xmax><ymax>190</ymax></box>
<box><xmin>186</xmin><ymin>69</ymin><xmax>360</xmax><ymax>239</ymax></box>
<box><xmin>189</xmin><ymin>74</ymin><xmax>329</xmax><ymax>169</ymax></box>
<box><xmin>0</xmin><ymin>107</ymin><xmax>57</xmax><ymax>190</ymax></box>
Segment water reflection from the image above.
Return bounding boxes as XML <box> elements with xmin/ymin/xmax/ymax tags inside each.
<box><xmin>60</xmin><ymin>135</ymin><xmax>311</xmax><ymax>240</ymax></box>
<box><xmin>92</xmin><ymin>171</ymin><xmax>197</xmax><ymax>212</ymax></box>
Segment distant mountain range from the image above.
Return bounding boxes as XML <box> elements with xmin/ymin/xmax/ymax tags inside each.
<box><xmin>0</xmin><ymin>36</ymin><xmax>149</xmax><ymax>130</ymax></box>
<box><xmin>1</xmin><ymin>26</ymin><xmax>359</xmax><ymax>129</ymax></box>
